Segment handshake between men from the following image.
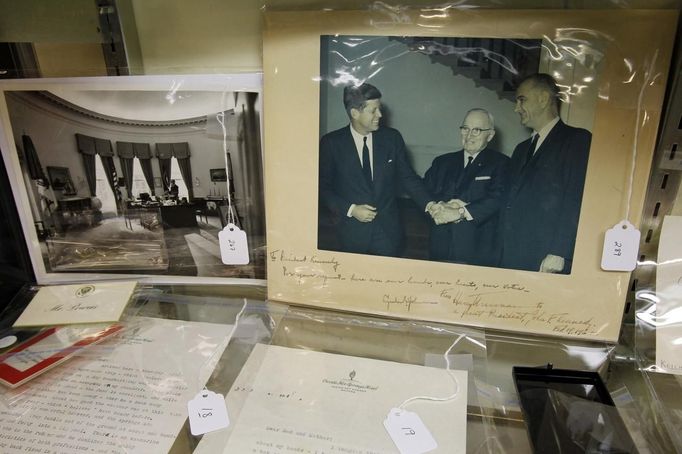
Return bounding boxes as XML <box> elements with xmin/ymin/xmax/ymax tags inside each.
<box><xmin>351</xmin><ymin>200</ymin><xmax>468</xmax><ymax>225</ymax></box>
<box><xmin>426</xmin><ymin>199</ymin><xmax>468</xmax><ymax>225</ymax></box>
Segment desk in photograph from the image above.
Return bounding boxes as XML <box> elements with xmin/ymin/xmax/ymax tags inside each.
<box><xmin>53</xmin><ymin>196</ymin><xmax>101</xmax><ymax>231</ymax></box>
<box><xmin>159</xmin><ymin>204</ymin><xmax>198</xmax><ymax>228</ymax></box>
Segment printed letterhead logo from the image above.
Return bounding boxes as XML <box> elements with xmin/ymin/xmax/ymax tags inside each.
<box><xmin>322</xmin><ymin>369</ymin><xmax>378</xmax><ymax>394</ymax></box>
<box><xmin>75</xmin><ymin>284</ymin><xmax>96</xmax><ymax>298</ymax></box>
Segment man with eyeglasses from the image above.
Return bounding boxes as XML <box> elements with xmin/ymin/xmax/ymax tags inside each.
<box><xmin>498</xmin><ymin>73</ymin><xmax>591</xmax><ymax>274</ymax></box>
<box><xmin>423</xmin><ymin>108</ymin><xmax>509</xmax><ymax>265</ymax></box>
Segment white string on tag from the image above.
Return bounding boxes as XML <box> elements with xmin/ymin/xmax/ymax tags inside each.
<box><xmin>384</xmin><ymin>333</ymin><xmax>466</xmax><ymax>454</ymax></box>
<box><xmin>397</xmin><ymin>333</ymin><xmax>465</xmax><ymax>409</ymax></box>
<box><xmin>216</xmin><ymin>111</ymin><xmax>238</xmax><ymax>226</ymax></box>
<box><xmin>196</xmin><ymin>299</ymin><xmax>248</xmax><ymax>386</ymax></box>
<box><xmin>188</xmin><ymin>299</ymin><xmax>249</xmax><ymax>436</ymax></box>
<box><xmin>624</xmin><ymin>49</ymin><xmax>658</xmax><ymax>223</ymax></box>
<box><xmin>216</xmin><ymin>111</ymin><xmax>249</xmax><ymax>264</ymax></box>
<box><xmin>600</xmin><ymin>52</ymin><xmax>656</xmax><ymax>270</ymax></box>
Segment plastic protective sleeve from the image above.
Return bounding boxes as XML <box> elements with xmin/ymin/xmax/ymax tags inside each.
<box><xmin>194</xmin><ymin>303</ymin><xmax>625</xmax><ymax>454</ymax></box>
<box><xmin>261</xmin><ymin>3</ymin><xmax>677</xmax><ymax>345</ymax></box>
<box><xmin>0</xmin><ymin>283</ymin><xmax>283</xmax><ymax>454</ymax></box>
<box><xmin>260</xmin><ymin>2</ymin><xmax>677</xmax><ymax>453</ymax></box>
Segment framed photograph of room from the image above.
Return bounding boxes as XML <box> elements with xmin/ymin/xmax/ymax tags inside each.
<box><xmin>263</xmin><ymin>9</ymin><xmax>677</xmax><ymax>341</ymax></box>
<box><xmin>0</xmin><ymin>75</ymin><xmax>266</xmax><ymax>284</ymax></box>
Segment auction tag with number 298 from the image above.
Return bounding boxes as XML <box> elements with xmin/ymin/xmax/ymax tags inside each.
<box><xmin>601</xmin><ymin>220</ymin><xmax>640</xmax><ymax>272</ymax></box>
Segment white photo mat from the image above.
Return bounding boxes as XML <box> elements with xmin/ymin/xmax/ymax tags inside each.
<box><xmin>0</xmin><ymin>74</ymin><xmax>266</xmax><ymax>286</ymax></box>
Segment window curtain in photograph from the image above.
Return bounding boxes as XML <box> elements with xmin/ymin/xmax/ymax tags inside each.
<box><xmin>172</xmin><ymin>142</ymin><xmax>193</xmax><ymax>200</ymax></box>
<box><xmin>95</xmin><ymin>138</ymin><xmax>116</xmax><ymax>197</ymax></box>
<box><xmin>21</xmin><ymin>134</ymin><xmax>48</xmax><ymax>186</ymax></box>
<box><xmin>115</xmin><ymin>142</ymin><xmax>135</xmax><ymax>194</ymax></box>
<box><xmin>75</xmin><ymin>134</ymin><xmax>97</xmax><ymax>197</ymax></box>
<box><xmin>155</xmin><ymin>143</ymin><xmax>173</xmax><ymax>191</ymax></box>
<box><xmin>241</xmin><ymin>92</ymin><xmax>265</xmax><ymax>237</ymax></box>
<box><xmin>133</xmin><ymin>143</ymin><xmax>154</xmax><ymax>193</ymax></box>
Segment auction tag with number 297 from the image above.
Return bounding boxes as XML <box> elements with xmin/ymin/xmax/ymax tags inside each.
<box><xmin>219</xmin><ymin>224</ymin><xmax>249</xmax><ymax>265</ymax></box>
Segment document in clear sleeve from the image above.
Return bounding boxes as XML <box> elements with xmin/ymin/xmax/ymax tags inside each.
<box><xmin>197</xmin><ymin>344</ymin><xmax>467</xmax><ymax>454</ymax></box>
<box><xmin>0</xmin><ymin>317</ymin><xmax>233</xmax><ymax>453</ymax></box>
<box><xmin>656</xmin><ymin>215</ymin><xmax>682</xmax><ymax>374</ymax></box>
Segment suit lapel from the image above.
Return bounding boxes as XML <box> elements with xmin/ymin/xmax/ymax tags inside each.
<box><xmin>341</xmin><ymin>127</ymin><xmax>372</xmax><ymax>192</ymax></box>
<box><xmin>371</xmin><ymin>130</ymin><xmax>386</xmax><ymax>192</ymax></box>
<box><xmin>438</xmin><ymin>152</ymin><xmax>462</xmax><ymax>197</ymax></box>
<box><xmin>511</xmin><ymin>121</ymin><xmax>566</xmax><ymax>194</ymax></box>
<box><xmin>526</xmin><ymin>120</ymin><xmax>565</xmax><ymax>165</ymax></box>
<box><xmin>456</xmin><ymin>148</ymin><xmax>490</xmax><ymax>191</ymax></box>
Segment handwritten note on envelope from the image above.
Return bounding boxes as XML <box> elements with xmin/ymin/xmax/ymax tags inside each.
<box><xmin>656</xmin><ymin>216</ymin><xmax>682</xmax><ymax>374</ymax></box>
<box><xmin>13</xmin><ymin>281</ymin><xmax>137</xmax><ymax>327</ymax></box>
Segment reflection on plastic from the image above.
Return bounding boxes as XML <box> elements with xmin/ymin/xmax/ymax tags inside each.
<box><xmin>520</xmin><ymin>388</ymin><xmax>637</xmax><ymax>453</ymax></box>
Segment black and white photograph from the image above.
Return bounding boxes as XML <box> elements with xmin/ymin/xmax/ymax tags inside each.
<box><xmin>318</xmin><ymin>35</ymin><xmax>596</xmax><ymax>275</ymax></box>
<box><xmin>0</xmin><ymin>77</ymin><xmax>265</xmax><ymax>281</ymax></box>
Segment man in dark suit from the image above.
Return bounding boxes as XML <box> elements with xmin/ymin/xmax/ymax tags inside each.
<box><xmin>319</xmin><ymin>83</ymin><xmax>435</xmax><ymax>257</ymax></box>
<box><xmin>499</xmin><ymin>73</ymin><xmax>591</xmax><ymax>274</ymax></box>
<box><xmin>424</xmin><ymin>109</ymin><xmax>509</xmax><ymax>266</ymax></box>
<box><xmin>169</xmin><ymin>179</ymin><xmax>179</xmax><ymax>199</ymax></box>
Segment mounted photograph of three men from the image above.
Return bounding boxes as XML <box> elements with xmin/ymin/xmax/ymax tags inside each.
<box><xmin>318</xmin><ymin>35</ymin><xmax>596</xmax><ymax>276</ymax></box>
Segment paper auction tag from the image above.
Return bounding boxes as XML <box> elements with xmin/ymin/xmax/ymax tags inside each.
<box><xmin>384</xmin><ymin>408</ymin><xmax>437</xmax><ymax>454</ymax></box>
<box><xmin>601</xmin><ymin>220</ymin><xmax>641</xmax><ymax>271</ymax></box>
<box><xmin>187</xmin><ymin>390</ymin><xmax>229</xmax><ymax>436</ymax></box>
<box><xmin>218</xmin><ymin>224</ymin><xmax>249</xmax><ymax>265</ymax></box>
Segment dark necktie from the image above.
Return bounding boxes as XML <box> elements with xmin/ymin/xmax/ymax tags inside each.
<box><xmin>362</xmin><ymin>136</ymin><xmax>372</xmax><ymax>184</ymax></box>
<box><xmin>455</xmin><ymin>156</ymin><xmax>473</xmax><ymax>189</ymax></box>
<box><xmin>525</xmin><ymin>134</ymin><xmax>539</xmax><ymax>165</ymax></box>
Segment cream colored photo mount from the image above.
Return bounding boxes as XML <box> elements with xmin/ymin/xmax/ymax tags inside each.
<box><xmin>263</xmin><ymin>9</ymin><xmax>677</xmax><ymax>341</ymax></box>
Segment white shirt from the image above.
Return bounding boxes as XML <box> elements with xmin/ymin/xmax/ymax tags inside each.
<box><xmin>346</xmin><ymin>125</ymin><xmax>374</xmax><ymax>217</ymax></box>
<box><xmin>531</xmin><ymin>116</ymin><xmax>560</xmax><ymax>155</ymax></box>
<box><xmin>463</xmin><ymin>150</ymin><xmax>482</xmax><ymax>167</ymax></box>
<box><xmin>349</xmin><ymin>125</ymin><xmax>374</xmax><ymax>178</ymax></box>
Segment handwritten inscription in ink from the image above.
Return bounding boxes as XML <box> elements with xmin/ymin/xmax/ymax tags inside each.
<box><xmin>270</xmin><ymin>249</ymin><xmax>598</xmax><ymax>337</ymax></box>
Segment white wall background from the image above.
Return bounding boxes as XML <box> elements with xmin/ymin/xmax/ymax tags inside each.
<box><xmin>320</xmin><ymin>35</ymin><xmax>599</xmax><ymax>176</ymax></box>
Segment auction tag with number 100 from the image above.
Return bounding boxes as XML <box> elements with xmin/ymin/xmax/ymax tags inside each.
<box><xmin>187</xmin><ymin>390</ymin><xmax>229</xmax><ymax>436</ymax></box>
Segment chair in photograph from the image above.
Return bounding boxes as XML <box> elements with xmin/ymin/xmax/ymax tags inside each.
<box><xmin>218</xmin><ymin>204</ymin><xmax>242</xmax><ymax>230</ymax></box>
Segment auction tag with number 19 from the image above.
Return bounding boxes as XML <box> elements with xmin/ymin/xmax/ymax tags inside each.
<box><xmin>383</xmin><ymin>408</ymin><xmax>438</xmax><ymax>454</ymax></box>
